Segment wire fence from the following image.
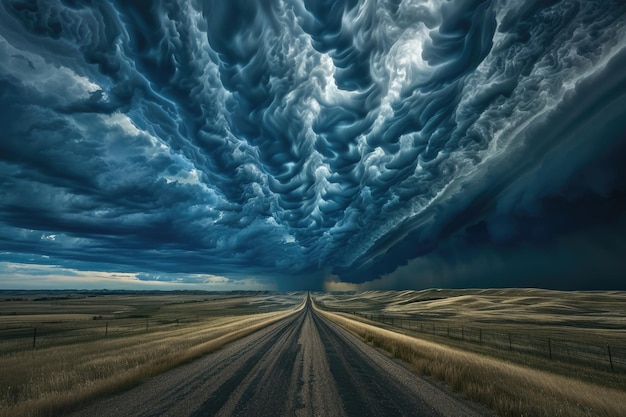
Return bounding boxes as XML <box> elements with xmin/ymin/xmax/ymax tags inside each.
<box><xmin>344</xmin><ymin>311</ymin><xmax>626</xmax><ymax>373</ymax></box>
<box><xmin>0</xmin><ymin>305</ymin><xmax>298</xmax><ymax>355</ymax></box>
<box><xmin>0</xmin><ymin>308</ymin><xmax>282</xmax><ymax>354</ymax></box>
<box><xmin>0</xmin><ymin>317</ymin><xmax>197</xmax><ymax>354</ymax></box>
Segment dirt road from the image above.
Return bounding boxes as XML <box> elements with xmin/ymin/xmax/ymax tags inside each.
<box><xmin>70</xmin><ymin>297</ymin><xmax>491</xmax><ymax>417</ymax></box>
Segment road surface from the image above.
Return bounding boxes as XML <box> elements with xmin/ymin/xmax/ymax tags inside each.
<box><xmin>70</xmin><ymin>297</ymin><xmax>491</xmax><ymax>417</ymax></box>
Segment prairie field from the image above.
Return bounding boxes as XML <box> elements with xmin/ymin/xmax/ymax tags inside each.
<box><xmin>1</xmin><ymin>289</ymin><xmax>624</xmax><ymax>417</ymax></box>
<box><xmin>312</xmin><ymin>289</ymin><xmax>626</xmax><ymax>417</ymax></box>
<box><xmin>0</xmin><ymin>291</ymin><xmax>304</xmax><ymax>417</ymax></box>
<box><xmin>314</xmin><ymin>289</ymin><xmax>626</xmax><ymax>373</ymax></box>
<box><xmin>0</xmin><ymin>291</ymin><xmax>302</xmax><ymax>353</ymax></box>
<box><xmin>314</xmin><ymin>288</ymin><xmax>626</xmax><ymax>329</ymax></box>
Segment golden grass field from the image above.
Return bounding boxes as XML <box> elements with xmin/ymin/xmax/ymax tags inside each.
<box><xmin>314</xmin><ymin>288</ymin><xmax>626</xmax><ymax>328</ymax></box>
<box><xmin>313</xmin><ymin>289</ymin><xmax>626</xmax><ymax>365</ymax></box>
<box><xmin>312</xmin><ymin>289</ymin><xmax>626</xmax><ymax>417</ymax></box>
<box><xmin>0</xmin><ymin>291</ymin><xmax>304</xmax><ymax>417</ymax></box>
<box><xmin>1</xmin><ymin>289</ymin><xmax>624</xmax><ymax>417</ymax></box>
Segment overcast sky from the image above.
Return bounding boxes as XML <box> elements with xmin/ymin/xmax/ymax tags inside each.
<box><xmin>1</xmin><ymin>0</ymin><xmax>625</xmax><ymax>291</ymax></box>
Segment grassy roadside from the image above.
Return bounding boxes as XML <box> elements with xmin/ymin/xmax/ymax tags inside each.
<box><xmin>316</xmin><ymin>307</ymin><xmax>626</xmax><ymax>417</ymax></box>
<box><xmin>0</xmin><ymin>305</ymin><xmax>301</xmax><ymax>417</ymax></box>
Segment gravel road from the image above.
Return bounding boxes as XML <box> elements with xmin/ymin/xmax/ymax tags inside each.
<box><xmin>70</xmin><ymin>297</ymin><xmax>492</xmax><ymax>417</ymax></box>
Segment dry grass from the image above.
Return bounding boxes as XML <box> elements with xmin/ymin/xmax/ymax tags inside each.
<box><xmin>316</xmin><ymin>307</ymin><xmax>626</xmax><ymax>417</ymax></box>
<box><xmin>315</xmin><ymin>289</ymin><xmax>626</xmax><ymax>329</ymax></box>
<box><xmin>315</xmin><ymin>289</ymin><xmax>626</xmax><ymax>388</ymax></box>
<box><xmin>0</xmin><ymin>304</ymin><xmax>302</xmax><ymax>417</ymax></box>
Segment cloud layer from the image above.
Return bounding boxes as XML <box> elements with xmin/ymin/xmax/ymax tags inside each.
<box><xmin>1</xmin><ymin>0</ymin><xmax>625</xmax><ymax>289</ymax></box>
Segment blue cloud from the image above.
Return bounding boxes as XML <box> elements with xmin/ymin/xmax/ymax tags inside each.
<box><xmin>0</xmin><ymin>0</ymin><xmax>625</xmax><ymax>290</ymax></box>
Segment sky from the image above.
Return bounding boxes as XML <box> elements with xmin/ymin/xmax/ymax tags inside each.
<box><xmin>0</xmin><ymin>0</ymin><xmax>625</xmax><ymax>291</ymax></box>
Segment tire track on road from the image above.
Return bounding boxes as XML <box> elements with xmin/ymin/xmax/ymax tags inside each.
<box><xmin>313</xmin><ymin>311</ymin><xmax>441</xmax><ymax>417</ymax></box>
<box><xmin>70</xmin><ymin>296</ymin><xmax>492</xmax><ymax>417</ymax></box>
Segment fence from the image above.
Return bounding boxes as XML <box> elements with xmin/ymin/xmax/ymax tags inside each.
<box><xmin>346</xmin><ymin>312</ymin><xmax>626</xmax><ymax>373</ymax></box>
<box><xmin>0</xmin><ymin>302</ymin><xmax>295</xmax><ymax>354</ymax></box>
<box><xmin>0</xmin><ymin>316</ymin><xmax>201</xmax><ymax>354</ymax></box>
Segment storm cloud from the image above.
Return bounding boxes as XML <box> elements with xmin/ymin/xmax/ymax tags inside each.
<box><xmin>0</xmin><ymin>0</ymin><xmax>625</xmax><ymax>290</ymax></box>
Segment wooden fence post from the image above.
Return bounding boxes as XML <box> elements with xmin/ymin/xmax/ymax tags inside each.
<box><xmin>32</xmin><ymin>327</ymin><xmax>37</xmax><ymax>350</ymax></box>
<box><xmin>548</xmin><ymin>338</ymin><xmax>552</xmax><ymax>360</ymax></box>
<box><xmin>607</xmin><ymin>344</ymin><xmax>614</xmax><ymax>372</ymax></box>
<box><xmin>105</xmin><ymin>321</ymin><xmax>108</xmax><ymax>338</ymax></box>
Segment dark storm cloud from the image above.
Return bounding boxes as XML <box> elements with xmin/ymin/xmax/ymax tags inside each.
<box><xmin>0</xmin><ymin>0</ymin><xmax>625</xmax><ymax>289</ymax></box>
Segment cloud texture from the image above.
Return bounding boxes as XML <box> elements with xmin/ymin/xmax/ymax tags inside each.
<box><xmin>1</xmin><ymin>0</ymin><xmax>625</xmax><ymax>289</ymax></box>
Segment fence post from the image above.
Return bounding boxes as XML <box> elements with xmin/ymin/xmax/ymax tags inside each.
<box><xmin>105</xmin><ymin>321</ymin><xmax>108</xmax><ymax>338</ymax></box>
<box><xmin>607</xmin><ymin>345</ymin><xmax>614</xmax><ymax>372</ymax></box>
<box><xmin>32</xmin><ymin>327</ymin><xmax>37</xmax><ymax>350</ymax></box>
<box><xmin>548</xmin><ymin>338</ymin><xmax>552</xmax><ymax>360</ymax></box>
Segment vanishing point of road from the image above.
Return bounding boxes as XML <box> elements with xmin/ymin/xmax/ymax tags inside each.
<box><xmin>71</xmin><ymin>296</ymin><xmax>492</xmax><ymax>417</ymax></box>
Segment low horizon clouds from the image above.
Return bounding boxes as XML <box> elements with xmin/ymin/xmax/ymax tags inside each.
<box><xmin>1</xmin><ymin>0</ymin><xmax>625</xmax><ymax>290</ymax></box>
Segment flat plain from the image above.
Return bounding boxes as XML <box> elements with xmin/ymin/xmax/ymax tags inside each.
<box><xmin>0</xmin><ymin>291</ymin><xmax>303</xmax><ymax>417</ymax></box>
<box><xmin>315</xmin><ymin>289</ymin><xmax>626</xmax><ymax>415</ymax></box>
<box><xmin>1</xmin><ymin>289</ymin><xmax>624</xmax><ymax>417</ymax></box>
<box><xmin>315</xmin><ymin>289</ymin><xmax>626</xmax><ymax>375</ymax></box>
